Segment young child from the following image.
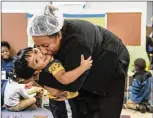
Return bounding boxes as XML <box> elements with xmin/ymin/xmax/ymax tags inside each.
<box><xmin>1</xmin><ymin>41</ymin><xmax>14</xmax><ymax>107</ymax></box>
<box><xmin>4</xmin><ymin>69</ymin><xmax>42</xmax><ymax>112</ymax></box>
<box><xmin>1</xmin><ymin>41</ymin><xmax>14</xmax><ymax>78</ymax></box>
<box><xmin>126</xmin><ymin>58</ymin><xmax>153</xmax><ymax>113</ymax></box>
<box><xmin>13</xmin><ymin>47</ymin><xmax>92</xmax><ymax>117</ymax></box>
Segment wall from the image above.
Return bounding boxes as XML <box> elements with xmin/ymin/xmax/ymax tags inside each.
<box><xmin>1</xmin><ymin>2</ymin><xmax>87</xmax><ymax>55</ymax></box>
<box><xmin>2</xmin><ymin>2</ymin><xmax>147</xmax><ymax>52</ymax></box>
<box><xmin>146</xmin><ymin>2</ymin><xmax>152</xmax><ymax>36</ymax></box>
<box><xmin>85</xmin><ymin>2</ymin><xmax>147</xmax><ymax>48</ymax></box>
<box><xmin>2</xmin><ymin>2</ymin><xmax>49</xmax><ymax>13</ymax></box>
<box><xmin>147</xmin><ymin>1</ymin><xmax>152</xmax><ymax>27</ymax></box>
<box><xmin>2</xmin><ymin>2</ymin><xmax>50</xmax><ymax>55</ymax></box>
<box><xmin>52</xmin><ymin>2</ymin><xmax>85</xmax><ymax>13</ymax></box>
<box><xmin>50</xmin><ymin>2</ymin><xmax>147</xmax><ymax>47</ymax></box>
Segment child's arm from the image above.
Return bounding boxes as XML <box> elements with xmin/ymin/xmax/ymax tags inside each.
<box><xmin>49</xmin><ymin>55</ymin><xmax>92</xmax><ymax>85</ymax></box>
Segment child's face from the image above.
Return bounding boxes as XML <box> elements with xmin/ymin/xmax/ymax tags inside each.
<box><xmin>1</xmin><ymin>46</ymin><xmax>11</xmax><ymax>60</ymax></box>
<box><xmin>27</xmin><ymin>48</ymin><xmax>50</xmax><ymax>70</ymax></box>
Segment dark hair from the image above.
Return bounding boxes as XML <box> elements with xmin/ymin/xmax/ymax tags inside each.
<box><xmin>7</xmin><ymin>69</ymin><xmax>18</xmax><ymax>81</ymax></box>
<box><xmin>1</xmin><ymin>41</ymin><xmax>11</xmax><ymax>49</ymax></box>
<box><xmin>7</xmin><ymin>69</ymin><xmax>24</xmax><ymax>83</ymax></box>
<box><xmin>14</xmin><ymin>47</ymin><xmax>36</xmax><ymax>79</ymax></box>
<box><xmin>134</xmin><ymin>58</ymin><xmax>146</xmax><ymax>71</ymax></box>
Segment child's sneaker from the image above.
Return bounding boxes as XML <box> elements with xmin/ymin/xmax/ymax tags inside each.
<box><xmin>142</xmin><ymin>102</ymin><xmax>153</xmax><ymax>113</ymax></box>
<box><xmin>137</xmin><ymin>104</ymin><xmax>146</xmax><ymax>113</ymax></box>
<box><xmin>146</xmin><ymin>105</ymin><xmax>153</xmax><ymax>113</ymax></box>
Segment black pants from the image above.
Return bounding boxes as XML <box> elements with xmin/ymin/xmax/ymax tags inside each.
<box><xmin>49</xmin><ymin>99</ymin><xmax>77</xmax><ymax>118</ymax></box>
<box><xmin>72</xmin><ymin>74</ymin><xmax>126</xmax><ymax>118</ymax></box>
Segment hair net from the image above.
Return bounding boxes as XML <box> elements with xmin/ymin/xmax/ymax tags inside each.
<box><xmin>27</xmin><ymin>5</ymin><xmax>64</xmax><ymax>36</ymax></box>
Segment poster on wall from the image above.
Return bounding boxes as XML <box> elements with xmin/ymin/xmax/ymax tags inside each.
<box><xmin>26</xmin><ymin>13</ymin><xmax>106</xmax><ymax>47</ymax></box>
<box><xmin>63</xmin><ymin>14</ymin><xmax>106</xmax><ymax>28</ymax></box>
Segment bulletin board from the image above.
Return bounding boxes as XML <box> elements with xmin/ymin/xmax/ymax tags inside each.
<box><xmin>107</xmin><ymin>13</ymin><xmax>141</xmax><ymax>46</ymax></box>
<box><xmin>63</xmin><ymin>14</ymin><xmax>106</xmax><ymax>28</ymax></box>
<box><xmin>2</xmin><ymin>13</ymin><xmax>28</xmax><ymax>55</ymax></box>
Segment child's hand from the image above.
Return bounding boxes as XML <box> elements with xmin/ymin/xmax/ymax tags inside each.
<box><xmin>25</xmin><ymin>82</ymin><xmax>33</xmax><ymax>89</ymax></box>
<box><xmin>80</xmin><ymin>55</ymin><xmax>93</xmax><ymax>70</ymax></box>
<box><xmin>37</xmin><ymin>90</ymin><xmax>44</xmax><ymax>97</ymax></box>
<box><xmin>34</xmin><ymin>87</ymin><xmax>43</xmax><ymax>93</ymax></box>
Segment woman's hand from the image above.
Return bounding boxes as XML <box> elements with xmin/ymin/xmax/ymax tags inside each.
<box><xmin>35</xmin><ymin>87</ymin><xmax>43</xmax><ymax>93</ymax></box>
<box><xmin>35</xmin><ymin>87</ymin><xmax>44</xmax><ymax>98</ymax></box>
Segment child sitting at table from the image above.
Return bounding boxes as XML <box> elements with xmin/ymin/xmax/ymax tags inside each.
<box><xmin>4</xmin><ymin>69</ymin><xmax>42</xmax><ymax>112</ymax></box>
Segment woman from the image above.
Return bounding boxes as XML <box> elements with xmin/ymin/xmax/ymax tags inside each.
<box><xmin>27</xmin><ymin>5</ymin><xmax>130</xmax><ymax>118</ymax></box>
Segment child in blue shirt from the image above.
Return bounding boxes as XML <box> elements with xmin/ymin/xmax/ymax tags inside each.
<box><xmin>1</xmin><ymin>41</ymin><xmax>14</xmax><ymax>106</ymax></box>
<box><xmin>1</xmin><ymin>41</ymin><xmax>14</xmax><ymax>77</ymax></box>
<box><xmin>126</xmin><ymin>58</ymin><xmax>153</xmax><ymax>113</ymax></box>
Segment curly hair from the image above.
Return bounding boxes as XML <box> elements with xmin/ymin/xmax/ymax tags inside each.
<box><xmin>13</xmin><ymin>47</ymin><xmax>36</xmax><ymax>79</ymax></box>
<box><xmin>1</xmin><ymin>41</ymin><xmax>11</xmax><ymax>49</ymax></box>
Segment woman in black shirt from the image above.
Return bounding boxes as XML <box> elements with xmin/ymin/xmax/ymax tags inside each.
<box><xmin>27</xmin><ymin>5</ymin><xmax>130</xmax><ymax>118</ymax></box>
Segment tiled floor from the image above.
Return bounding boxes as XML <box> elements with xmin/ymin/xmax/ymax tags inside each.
<box><xmin>121</xmin><ymin>109</ymin><xmax>152</xmax><ymax>118</ymax></box>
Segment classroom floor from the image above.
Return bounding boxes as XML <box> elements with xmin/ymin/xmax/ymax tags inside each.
<box><xmin>121</xmin><ymin>108</ymin><xmax>153</xmax><ymax>118</ymax></box>
<box><xmin>2</xmin><ymin>107</ymin><xmax>152</xmax><ymax>118</ymax></box>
